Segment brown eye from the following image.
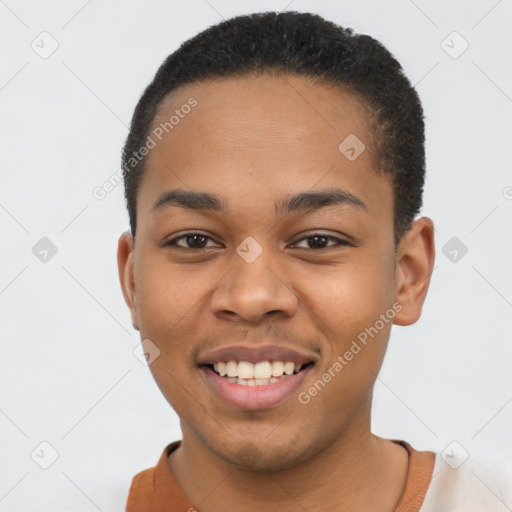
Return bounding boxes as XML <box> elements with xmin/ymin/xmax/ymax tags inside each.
<box><xmin>292</xmin><ymin>233</ymin><xmax>351</xmax><ymax>250</ymax></box>
<box><xmin>165</xmin><ymin>233</ymin><xmax>220</xmax><ymax>249</ymax></box>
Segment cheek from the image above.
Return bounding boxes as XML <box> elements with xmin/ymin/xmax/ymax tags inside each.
<box><xmin>135</xmin><ymin>259</ymin><xmax>207</xmax><ymax>330</ymax></box>
<box><xmin>134</xmin><ymin>257</ymin><xmax>212</xmax><ymax>355</ymax></box>
<box><xmin>133</xmin><ymin>260</ymin><xmax>212</xmax><ymax>412</ymax></box>
<box><xmin>298</xmin><ymin>259</ymin><xmax>394</xmax><ymax>389</ymax></box>
<box><xmin>302</xmin><ymin>259</ymin><xmax>393</xmax><ymax>332</ymax></box>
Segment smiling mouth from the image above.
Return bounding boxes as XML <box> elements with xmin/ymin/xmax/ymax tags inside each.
<box><xmin>202</xmin><ymin>360</ymin><xmax>315</xmax><ymax>386</ymax></box>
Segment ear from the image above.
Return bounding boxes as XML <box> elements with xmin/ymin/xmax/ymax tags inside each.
<box><xmin>393</xmin><ymin>217</ymin><xmax>435</xmax><ymax>326</ymax></box>
<box><xmin>117</xmin><ymin>231</ymin><xmax>139</xmax><ymax>331</ymax></box>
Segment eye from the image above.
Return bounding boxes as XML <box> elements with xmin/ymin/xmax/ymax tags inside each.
<box><xmin>165</xmin><ymin>232</ymin><xmax>221</xmax><ymax>249</ymax></box>
<box><xmin>291</xmin><ymin>232</ymin><xmax>351</xmax><ymax>250</ymax></box>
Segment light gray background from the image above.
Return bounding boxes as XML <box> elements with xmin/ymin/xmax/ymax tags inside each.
<box><xmin>1</xmin><ymin>0</ymin><xmax>511</xmax><ymax>510</ymax></box>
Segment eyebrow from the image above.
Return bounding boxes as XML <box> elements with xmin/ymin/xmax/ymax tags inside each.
<box><xmin>151</xmin><ymin>187</ymin><xmax>367</xmax><ymax>216</ymax></box>
<box><xmin>275</xmin><ymin>188</ymin><xmax>367</xmax><ymax>215</ymax></box>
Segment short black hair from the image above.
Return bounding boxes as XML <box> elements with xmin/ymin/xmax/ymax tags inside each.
<box><xmin>122</xmin><ymin>11</ymin><xmax>425</xmax><ymax>247</ymax></box>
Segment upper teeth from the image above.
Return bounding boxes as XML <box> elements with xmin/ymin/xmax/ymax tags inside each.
<box><xmin>213</xmin><ymin>361</ymin><xmax>302</xmax><ymax>379</ymax></box>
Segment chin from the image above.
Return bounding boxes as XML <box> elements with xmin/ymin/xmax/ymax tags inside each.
<box><xmin>211</xmin><ymin>435</ymin><xmax>318</xmax><ymax>472</ymax></box>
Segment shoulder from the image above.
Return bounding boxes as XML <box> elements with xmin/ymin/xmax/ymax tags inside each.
<box><xmin>125</xmin><ymin>441</ymin><xmax>183</xmax><ymax>512</ymax></box>
<box><xmin>420</xmin><ymin>454</ymin><xmax>511</xmax><ymax>512</ymax></box>
<box><xmin>125</xmin><ymin>466</ymin><xmax>157</xmax><ymax>511</ymax></box>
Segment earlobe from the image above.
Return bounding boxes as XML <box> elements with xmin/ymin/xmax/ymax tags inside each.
<box><xmin>393</xmin><ymin>217</ymin><xmax>435</xmax><ymax>326</ymax></box>
<box><xmin>117</xmin><ymin>231</ymin><xmax>139</xmax><ymax>331</ymax></box>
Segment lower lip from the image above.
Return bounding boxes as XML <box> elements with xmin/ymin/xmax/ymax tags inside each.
<box><xmin>200</xmin><ymin>365</ymin><xmax>314</xmax><ymax>410</ymax></box>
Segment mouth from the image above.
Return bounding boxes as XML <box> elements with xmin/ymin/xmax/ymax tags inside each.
<box><xmin>199</xmin><ymin>360</ymin><xmax>315</xmax><ymax>410</ymax></box>
<box><xmin>203</xmin><ymin>360</ymin><xmax>315</xmax><ymax>386</ymax></box>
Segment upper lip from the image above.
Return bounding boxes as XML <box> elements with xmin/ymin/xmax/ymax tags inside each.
<box><xmin>197</xmin><ymin>344</ymin><xmax>319</xmax><ymax>366</ymax></box>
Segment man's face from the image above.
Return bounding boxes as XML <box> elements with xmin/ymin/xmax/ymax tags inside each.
<box><xmin>121</xmin><ymin>74</ymin><xmax>404</xmax><ymax>469</ymax></box>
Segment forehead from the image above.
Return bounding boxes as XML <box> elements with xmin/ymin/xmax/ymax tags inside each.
<box><xmin>152</xmin><ymin>73</ymin><xmax>372</xmax><ymax>155</ymax></box>
<box><xmin>138</xmin><ymin>73</ymin><xmax>392</xmax><ymax>225</ymax></box>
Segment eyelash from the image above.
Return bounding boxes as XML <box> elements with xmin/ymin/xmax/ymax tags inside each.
<box><xmin>164</xmin><ymin>232</ymin><xmax>351</xmax><ymax>250</ymax></box>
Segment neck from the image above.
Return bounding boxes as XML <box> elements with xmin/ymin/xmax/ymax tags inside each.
<box><xmin>168</xmin><ymin>414</ymin><xmax>409</xmax><ymax>511</ymax></box>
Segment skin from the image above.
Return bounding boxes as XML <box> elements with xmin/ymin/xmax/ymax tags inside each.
<box><xmin>118</xmin><ymin>73</ymin><xmax>435</xmax><ymax>511</ymax></box>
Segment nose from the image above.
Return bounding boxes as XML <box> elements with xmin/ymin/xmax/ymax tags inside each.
<box><xmin>210</xmin><ymin>251</ymin><xmax>298</xmax><ymax>325</ymax></box>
